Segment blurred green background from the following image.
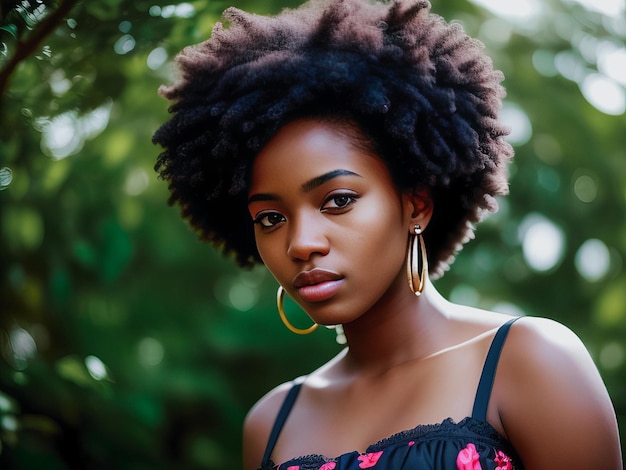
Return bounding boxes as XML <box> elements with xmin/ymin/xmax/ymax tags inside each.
<box><xmin>1</xmin><ymin>0</ymin><xmax>624</xmax><ymax>468</ymax></box>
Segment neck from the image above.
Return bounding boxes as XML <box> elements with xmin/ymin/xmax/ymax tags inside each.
<box><xmin>340</xmin><ymin>278</ymin><xmax>450</xmax><ymax>375</ymax></box>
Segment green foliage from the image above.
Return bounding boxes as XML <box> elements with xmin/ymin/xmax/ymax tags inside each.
<box><xmin>1</xmin><ymin>0</ymin><xmax>624</xmax><ymax>468</ymax></box>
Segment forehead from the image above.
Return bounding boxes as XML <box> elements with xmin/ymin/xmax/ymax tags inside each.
<box><xmin>249</xmin><ymin>119</ymin><xmax>389</xmax><ymax>191</ymax></box>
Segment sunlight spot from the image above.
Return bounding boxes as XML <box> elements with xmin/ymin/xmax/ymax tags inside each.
<box><xmin>479</xmin><ymin>18</ymin><xmax>512</xmax><ymax>44</ymax></box>
<box><xmin>2</xmin><ymin>207</ymin><xmax>44</xmax><ymax>251</ymax></box>
<box><xmin>239</xmin><ymin>267</ymin><xmax>266</xmax><ymax>287</ymax></box>
<box><xmin>580</xmin><ymin>73</ymin><xmax>625</xmax><ymax>115</ymax></box>
<box><xmin>519</xmin><ymin>214</ymin><xmax>565</xmax><ymax>272</ymax></box>
<box><xmin>537</xmin><ymin>167</ymin><xmax>560</xmax><ymax>192</ymax></box>
<box><xmin>0</xmin><ymin>167</ymin><xmax>12</xmax><ymax>190</ymax></box>
<box><xmin>49</xmin><ymin>69</ymin><xmax>71</xmax><ymax>97</ymax></box>
<box><xmin>0</xmin><ymin>393</ymin><xmax>13</xmax><ymax>413</ymax></box>
<box><xmin>4</xmin><ymin>327</ymin><xmax>37</xmax><ymax>371</ymax></box>
<box><xmin>124</xmin><ymin>168</ymin><xmax>150</xmax><ymax>196</ymax></box>
<box><xmin>114</xmin><ymin>34</ymin><xmax>136</xmax><ymax>55</ymax></box>
<box><xmin>576</xmin><ymin>33</ymin><xmax>600</xmax><ymax>64</ymax></box>
<box><xmin>228</xmin><ymin>282</ymin><xmax>258</xmax><ymax>311</ymax></box>
<box><xmin>147</xmin><ymin>47</ymin><xmax>168</xmax><ymax>70</ymax></box>
<box><xmin>138</xmin><ymin>337</ymin><xmax>165</xmax><ymax>367</ymax></box>
<box><xmin>501</xmin><ymin>103</ymin><xmax>532</xmax><ymax>146</ymax></box>
<box><xmin>157</xmin><ymin>3</ymin><xmax>195</xmax><ymax>18</ymax></box>
<box><xmin>575</xmin><ymin>239</ymin><xmax>611</xmax><ymax>282</ymax></box>
<box><xmin>82</xmin><ymin>101</ymin><xmax>112</xmax><ymax>139</ymax></box>
<box><xmin>9</xmin><ymin>327</ymin><xmax>37</xmax><ymax>361</ymax></box>
<box><xmin>39</xmin><ymin>45</ymin><xmax>52</xmax><ymax>59</ymax></box>
<box><xmin>40</xmin><ymin>112</ymin><xmax>81</xmax><ymax>159</ymax></box>
<box><xmin>533</xmin><ymin>133</ymin><xmax>562</xmax><ymax>165</ymax></box>
<box><xmin>118</xmin><ymin>21</ymin><xmax>132</xmax><ymax>33</ymax></box>
<box><xmin>532</xmin><ymin>49</ymin><xmax>558</xmax><ymax>77</ymax></box>
<box><xmin>565</xmin><ymin>0</ymin><xmax>625</xmax><ymax>16</ymax></box>
<box><xmin>597</xmin><ymin>43</ymin><xmax>626</xmax><ymax>86</ymax></box>
<box><xmin>160</xmin><ymin>5</ymin><xmax>176</xmax><ymax>18</ymax></box>
<box><xmin>469</xmin><ymin>0</ymin><xmax>542</xmax><ymax>21</ymax></box>
<box><xmin>175</xmin><ymin>3</ymin><xmax>195</xmax><ymax>18</ymax></box>
<box><xmin>449</xmin><ymin>284</ymin><xmax>480</xmax><ymax>306</ymax></box>
<box><xmin>604</xmin><ymin>13</ymin><xmax>626</xmax><ymax>37</ymax></box>
<box><xmin>216</xmin><ymin>272</ymin><xmax>263</xmax><ymax>311</ymax></box>
<box><xmin>595</xmin><ymin>281</ymin><xmax>626</xmax><ymax>326</ymax></box>
<box><xmin>573</xmin><ymin>172</ymin><xmax>598</xmax><ymax>203</ymax></box>
<box><xmin>85</xmin><ymin>355</ymin><xmax>108</xmax><ymax>381</ymax></box>
<box><xmin>1</xmin><ymin>415</ymin><xmax>18</xmax><ymax>432</ymax></box>
<box><xmin>554</xmin><ymin>50</ymin><xmax>586</xmax><ymax>83</ymax></box>
<box><xmin>38</xmin><ymin>102</ymin><xmax>111</xmax><ymax>160</ymax></box>
<box><xmin>599</xmin><ymin>342</ymin><xmax>624</xmax><ymax>370</ymax></box>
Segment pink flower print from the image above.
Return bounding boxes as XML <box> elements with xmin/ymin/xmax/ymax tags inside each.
<box><xmin>494</xmin><ymin>450</ymin><xmax>513</xmax><ymax>470</ymax></box>
<box><xmin>456</xmin><ymin>443</ymin><xmax>481</xmax><ymax>470</ymax></box>
<box><xmin>408</xmin><ymin>441</ymin><xmax>415</xmax><ymax>447</ymax></box>
<box><xmin>358</xmin><ymin>451</ymin><xmax>383</xmax><ymax>468</ymax></box>
<box><xmin>286</xmin><ymin>466</ymin><xmax>300</xmax><ymax>470</ymax></box>
<box><xmin>319</xmin><ymin>463</ymin><xmax>336</xmax><ymax>470</ymax></box>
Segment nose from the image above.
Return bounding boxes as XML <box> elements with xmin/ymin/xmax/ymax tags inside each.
<box><xmin>287</xmin><ymin>215</ymin><xmax>330</xmax><ymax>261</ymax></box>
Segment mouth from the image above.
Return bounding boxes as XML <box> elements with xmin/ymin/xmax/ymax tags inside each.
<box><xmin>292</xmin><ymin>269</ymin><xmax>344</xmax><ymax>303</ymax></box>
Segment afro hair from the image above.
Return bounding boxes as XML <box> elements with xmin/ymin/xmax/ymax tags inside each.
<box><xmin>153</xmin><ymin>0</ymin><xmax>513</xmax><ymax>278</ymax></box>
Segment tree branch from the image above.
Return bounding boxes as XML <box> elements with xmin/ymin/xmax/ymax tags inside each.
<box><xmin>0</xmin><ymin>0</ymin><xmax>78</xmax><ymax>100</ymax></box>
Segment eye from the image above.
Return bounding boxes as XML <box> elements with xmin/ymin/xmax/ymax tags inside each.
<box><xmin>321</xmin><ymin>192</ymin><xmax>358</xmax><ymax>212</ymax></box>
<box><xmin>253</xmin><ymin>212</ymin><xmax>286</xmax><ymax>228</ymax></box>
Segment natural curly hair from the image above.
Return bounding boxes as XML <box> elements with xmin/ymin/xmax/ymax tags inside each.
<box><xmin>153</xmin><ymin>0</ymin><xmax>512</xmax><ymax>278</ymax></box>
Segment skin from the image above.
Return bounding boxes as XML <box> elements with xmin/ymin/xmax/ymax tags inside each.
<box><xmin>243</xmin><ymin>118</ymin><xmax>622</xmax><ymax>469</ymax></box>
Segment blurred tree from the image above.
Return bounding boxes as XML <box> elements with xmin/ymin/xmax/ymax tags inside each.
<box><xmin>0</xmin><ymin>0</ymin><xmax>624</xmax><ymax>468</ymax></box>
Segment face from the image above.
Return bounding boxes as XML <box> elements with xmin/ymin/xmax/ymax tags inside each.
<box><xmin>248</xmin><ymin>119</ymin><xmax>427</xmax><ymax>326</ymax></box>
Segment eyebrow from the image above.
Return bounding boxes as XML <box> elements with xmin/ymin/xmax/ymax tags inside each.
<box><xmin>248</xmin><ymin>169</ymin><xmax>361</xmax><ymax>205</ymax></box>
<box><xmin>301</xmin><ymin>169</ymin><xmax>361</xmax><ymax>192</ymax></box>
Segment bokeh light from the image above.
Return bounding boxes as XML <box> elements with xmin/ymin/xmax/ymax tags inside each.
<box><xmin>519</xmin><ymin>213</ymin><xmax>566</xmax><ymax>272</ymax></box>
<box><xmin>575</xmin><ymin>238</ymin><xmax>611</xmax><ymax>282</ymax></box>
<box><xmin>138</xmin><ymin>338</ymin><xmax>165</xmax><ymax>367</ymax></box>
<box><xmin>469</xmin><ymin>0</ymin><xmax>542</xmax><ymax>22</ymax></box>
<box><xmin>501</xmin><ymin>103</ymin><xmax>533</xmax><ymax>146</ymax></box>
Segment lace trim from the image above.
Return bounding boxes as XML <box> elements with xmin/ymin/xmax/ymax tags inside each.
<box><xmin>264</xmin><ymin>416</ymin><xmax>514</xmax><ymax>469</ymax></box>
<box><xmin>367</xmin><ymin>416</ymin><xmax>502</xmax><ymax>451</ymax></box>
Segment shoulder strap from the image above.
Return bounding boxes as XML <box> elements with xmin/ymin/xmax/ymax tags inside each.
<box><xmin>261</xmin><ymin>378</ymin><xmax>305</xmax><ymax>466</ymax></box>
<box><xmin>471</xmin><ymin>317</ymin><xmax>521</xmax><ymax>421</ymax></box>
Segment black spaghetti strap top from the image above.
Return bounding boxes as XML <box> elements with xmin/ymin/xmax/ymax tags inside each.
<box><xmin>259</xmin><ymin>317</ymin><xmax>523</xmax><ymax>470</ymax></box>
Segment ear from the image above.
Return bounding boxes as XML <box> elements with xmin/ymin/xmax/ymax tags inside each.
<box><xmin>402</xmin><ymin>189</ymin><xmax>433</xmax><ymax>232</ymax></box>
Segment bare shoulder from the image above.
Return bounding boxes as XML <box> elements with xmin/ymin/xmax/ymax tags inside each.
<box><xmin>496</xmin><ymin>316</ymin><xmax>622</xmax><ymax>470</ymax></box>
<box><xmin>501</xmin><ymin>316</ymin><xmax>606</xmax><ymax>390</ymax></box>
<box><xmin>506</xmin><ymin>315</ymin><xmax>592</xmax><ymax>352</ymax></box>
<box><xmin>242</xmin><ymin>380</ymin><xmax>293</xmax><ymax>470</ymax></box>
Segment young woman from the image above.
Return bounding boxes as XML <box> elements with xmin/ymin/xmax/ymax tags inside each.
<box><xmin>153</xmin><ymin>0</ymin><xmax>622</xmax><ymax>468</ymax></box>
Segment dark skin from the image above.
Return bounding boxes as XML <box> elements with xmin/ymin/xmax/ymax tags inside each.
<box><xmin>243</xmin><ymin>119</ymin><xmax>622</xmax><ymax>469</ymax></box>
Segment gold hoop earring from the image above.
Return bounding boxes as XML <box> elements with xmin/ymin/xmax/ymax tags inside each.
<box><xmin>406</xmin><ymin>224</ymin><xmax>428</xmax><ymax>296</ymax></box>
<box><xmin>277</xmin><ymin>286</ymin><xmax>319</xmax><ymax>335</ymax></box>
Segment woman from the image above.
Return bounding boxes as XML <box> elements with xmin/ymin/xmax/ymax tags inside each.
<box><xmin>153</xmin><ymin>0</ymin><xmax>622</xmax><ymax>468</ymax></box>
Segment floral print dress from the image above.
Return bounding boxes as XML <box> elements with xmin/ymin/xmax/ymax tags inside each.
<box><xmin>259</xmin><ymin>319</ymin><xmax>523</xmax><ymax>470</ymax></box>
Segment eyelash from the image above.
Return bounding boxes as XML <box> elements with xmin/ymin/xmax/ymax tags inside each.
<box><xmin>253</xmin><ymin>212</ymin><xmax>286</xmax><ymax>228</ymax></box>
<box><xmin>320</xmin><ymin>193</ymin><xmax>359</xmax><ymax>212</ymax></box>
<box><xmin>253</xmin><ymin>192</ymin><xmax>359</xmax><ymax>229</ymax></box>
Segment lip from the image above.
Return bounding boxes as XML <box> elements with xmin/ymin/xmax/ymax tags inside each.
<box><xmin>292</xmin><ymin>269</ymin><xmax>344</xmax><ymax>303</ymax></box>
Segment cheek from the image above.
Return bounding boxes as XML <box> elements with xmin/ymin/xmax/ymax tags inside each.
<box><xmin>344</xmin><ymin>193</ymin><xmax>408</xmax><ymax>270</ymax></box>
<box><xmin>254</xmin><ymin>234</ymin><xmax>288</xmax><ymax>282</ymax></box>
<box><xmin>255</xmin><ymin>235</ymin><xmax>277</xmax><ymax>266</ymax></box>
<box><xmin>359</xmin><ymin>192</ymin><xmax>406</xmax><ymax>244</ymax></box>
